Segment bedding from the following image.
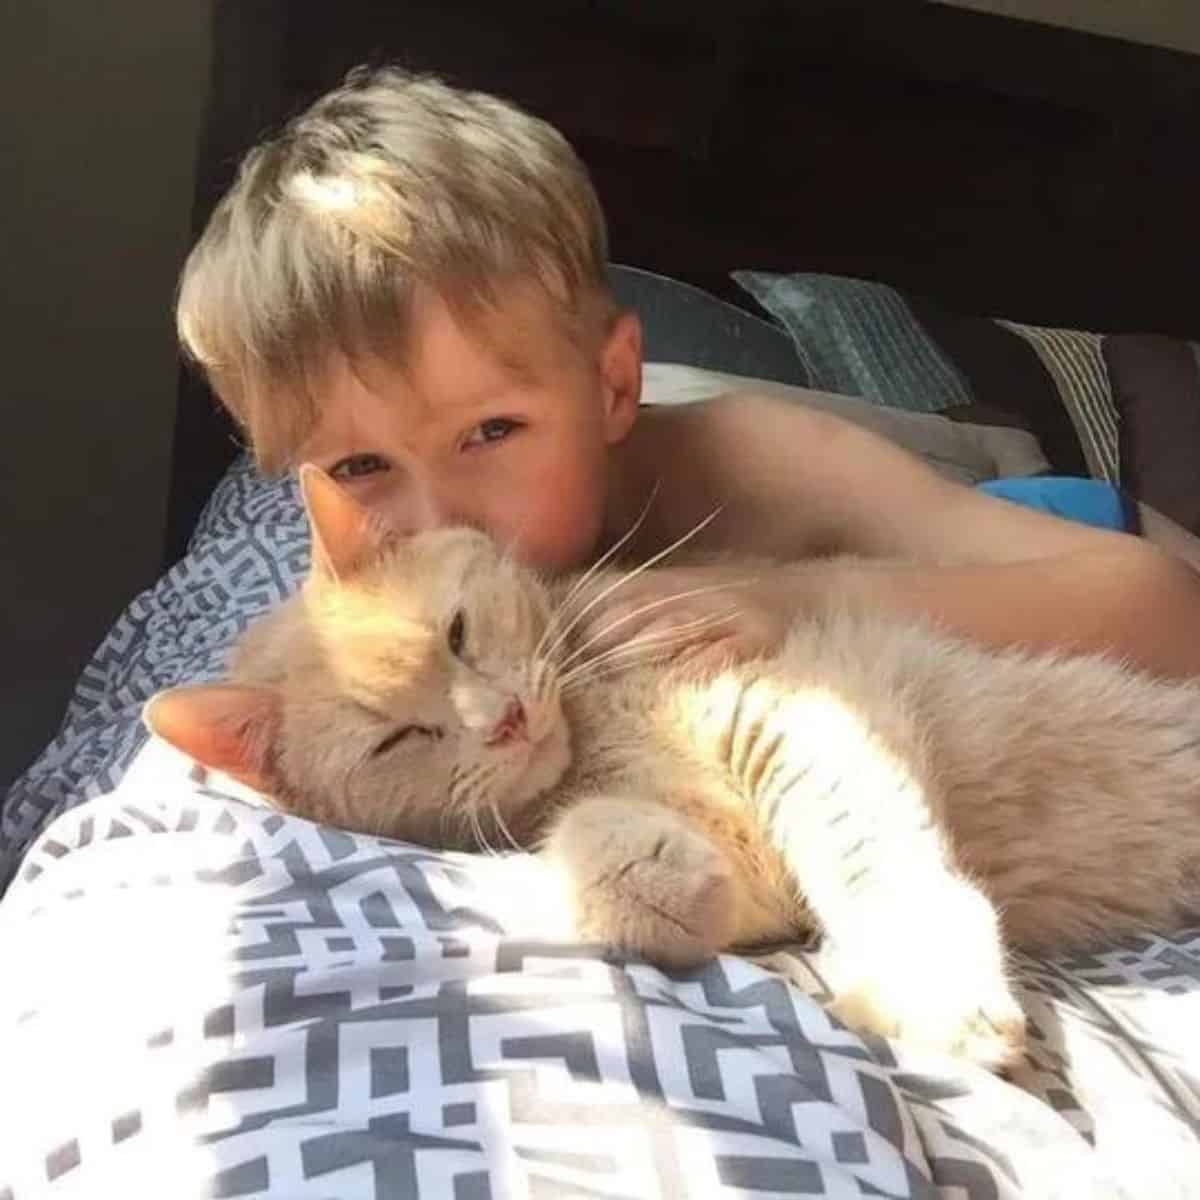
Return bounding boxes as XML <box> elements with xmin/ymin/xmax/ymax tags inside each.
<box><xmin>733</xmin><ymin>270</ymin><xmax>1116</xmax><ymax>485</ymax></box>
<box><xmin>609</xmin><ymin>266</ymin><xmax>809</xmax><ymax>390</ymax></box>
<box><xmin>5</xmin><ymin>749</ymin><xmax>1199</xmax><ymax>1199</ymax></box>
<box><xmin>3</xmin><ymin>424</ymin><xmax>1199</xmax><ymax>1199</ymax></box>
<box><xmin>976</xmin><ymin>477</ymin><xmax>1140</xmax><ymax>533</ymax></box>
<box><xmin>732</xmin><ymin>269</ymin><xmax>1200</xmax><ymax>540</ymax></box>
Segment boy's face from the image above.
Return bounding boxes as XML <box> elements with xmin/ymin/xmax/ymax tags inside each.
<box><xmin>298</xmin><ymin>288</ymin><xmax>641</xmax><ymax>571</ymax></box>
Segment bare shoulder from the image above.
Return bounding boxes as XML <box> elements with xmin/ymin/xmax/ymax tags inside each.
<box><xmin>629</xmin><ymin>391</ymin><xmax>867</xmax><ymax>558</ymax></box>
<box><xmin>638</xmin><ymin>389</ymin><xmax>852</xmax><ymax>473</ymax></box>
<box><xmin>669</xmin><ymin>388</ymin><xmax>839</xmax><ymax>440</ymax></box>
<box><xmin>635</xmin><ymin>390</ymin><xmax>1136</xmax><ymax>565</ymax></box>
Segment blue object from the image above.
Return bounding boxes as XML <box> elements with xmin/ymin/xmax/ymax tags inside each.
<box><xmin>977</xmin><ymin>476</ymin><xmax>1139</xmax><ymax>533</ymax></box>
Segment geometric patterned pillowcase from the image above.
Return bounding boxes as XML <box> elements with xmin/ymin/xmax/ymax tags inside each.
<box><xmin>732</xmin><ymin>270</ymin><xmax>1156</xmax><ymax>506</ymax></box>
<box><xmin>0</xmin><ymin>456</ymin><xmax>309</xmax><ymax>891</ymax></box>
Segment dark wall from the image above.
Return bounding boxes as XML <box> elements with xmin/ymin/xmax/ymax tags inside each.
<box><xmin>0</xmin><ymin>1</ymin><xmax>211</xmax><ymax>785</ymax></box>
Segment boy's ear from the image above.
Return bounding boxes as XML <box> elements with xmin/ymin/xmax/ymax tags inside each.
<box><xmin>599</xmin><ymin>310</ymin><xmax>642</xmax><ymax>446</ymax></box>
<box><xmin>143</xmin><ymin>684</ymin><xmax>280</xmax><ymax>795</ymax></box>
<box><xmin>298</xmin><ymin>463</ymin><xmax>391</xmax><ymax>580</ymax></box>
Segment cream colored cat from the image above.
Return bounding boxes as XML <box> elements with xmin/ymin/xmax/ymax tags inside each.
<box><xmin>146</xmin><ymin>467</ymin><xmax>1200</xmax><ymax>1071</ymax></box>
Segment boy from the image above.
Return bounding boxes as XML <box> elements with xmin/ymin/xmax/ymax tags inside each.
<box><xmin>176</xmin><ymin>67</ymin><xmax>1200</xmax><ymax>677</ymax></box>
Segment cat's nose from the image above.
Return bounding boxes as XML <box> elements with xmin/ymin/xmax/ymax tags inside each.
<box><xmin>485</xmin><ymin>698</ymin><xmax>527</xmax><ymax>746</ymax></box>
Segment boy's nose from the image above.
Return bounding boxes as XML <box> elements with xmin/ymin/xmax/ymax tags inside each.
<box><xmin>402</xmin><ymin>476</ymin><xmax>472</xmax><ymax>533</ymax></box>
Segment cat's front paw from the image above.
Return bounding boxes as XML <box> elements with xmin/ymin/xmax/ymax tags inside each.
<box><xmin>822</xmin><ymin>886</ymin><xmax>1027</xmax><ymax>1072</ymax></box>
<box><xmin>827</xmin><ymin>973</ymin><xmax>1026</xmax><ymax>1073</ymax></box>
<box><xmin>544</xmin><ymin>797</ymin><xmax>737</xmax><ymax>969</ymax></box>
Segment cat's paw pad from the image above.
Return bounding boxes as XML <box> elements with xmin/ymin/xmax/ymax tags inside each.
<box><xmin>544</xmin><ymin>797</ymin><xmax>740</xmax><ymax>969</ymax></box>
<box><xmin>828</xmin><ymin>979</ymin><xmax>1027</xmax><ymax>1073</ymax></box>
<box><xmin>578</xmin><ymin>829</ymin><xmax>736</xmax><ymax>969</ymax></box>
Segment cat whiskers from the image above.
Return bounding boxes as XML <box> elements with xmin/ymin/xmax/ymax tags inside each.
<box><xmin>467</xmin><ymin>802</ymin><xmax>499</xmax><ymax>859</ymax></box>
<box><xmin>528</xmin><ymin>654</ymin><xmax>563</xmax><ymax>717</ymax></box>
<box><xmin>556</xmin><ymin>582</ymin><xmax>748</xmax><ymax>676</ymax></box>
<box><xmin>531</xmin><ymin>481</ymin><xmax>661</xmax><ymax>669</ymax></box>
<box><xmin>559</xmin><ymin>608</ymin><xmax>741</xmax><ymax>691</ymax></box>
<box><xmin>539</xmin><ymin>496</ymin><xmax>724</xmax><ymax>673</ymax></box>
<box><xmin>486</xmin><ymin>800</ymin><xmax>524</xmax><ymax>855</ymax></box>
<box><xmin>446</xmin><ymin>763</ymin><xmax>485</xmax><ymax>847</ymax></box>
<box><xmin>439</xmin><ymin>783</ymin><xmax>472</xmax><ymax>848</ymax></box>
<box><xmin>452</xmin><ymin>763</ymin><xmax>513</xmax><ymax>858</ymax></box>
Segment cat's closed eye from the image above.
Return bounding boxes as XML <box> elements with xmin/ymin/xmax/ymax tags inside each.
<box><xmin>373</xmin><ymin>724</ymin><xmax>444</xmax><ymax>756</ymax></box>
<box><xmin>448</xmin><ymin>610</ymin><xmax>466</xmax><ymax>657</ymax></box>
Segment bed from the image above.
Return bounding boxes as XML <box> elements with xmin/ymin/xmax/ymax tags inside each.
<box><xmin>5</xmin><ymin>349</ymin><xmax>1200</xmax><ymax>1196</ymax></box>
<box><xmin>4</xmin><ymin>4</ymin><xmax>1200</xmax><ymax>1196</ymax></box>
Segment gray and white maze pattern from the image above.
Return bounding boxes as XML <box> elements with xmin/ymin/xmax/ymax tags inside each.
<box><xmin>0</xmin><ymin>783</ymin><xmax>1002</xmax><ymax>1199</ymax></box>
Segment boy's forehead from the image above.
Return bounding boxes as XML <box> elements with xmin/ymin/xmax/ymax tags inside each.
<box><xmin>303</xmin><ymin>286</ymin><xmax>586</xmax><ymax>440</ymax></box>
<box><xmin>417</xmin><ymin>285</ymin><xmax>562</xmax><ymax>379</ymax></box>
<box><xmin>437</xmin><ymin>281</ymin><xmax>590</xmax><ymax>375</ymax></box>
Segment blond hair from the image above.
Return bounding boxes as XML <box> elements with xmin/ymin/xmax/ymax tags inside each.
<box><xmin>176</xmin><ymin>67</ymin><xmax>612</xmax><ymax>471</ymax></box>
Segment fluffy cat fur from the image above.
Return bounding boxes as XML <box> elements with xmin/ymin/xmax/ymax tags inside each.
<box><xmin>145</xmin><ymin>467</ymin><xmax>1200</xmax><ymax>1070</ymax></box>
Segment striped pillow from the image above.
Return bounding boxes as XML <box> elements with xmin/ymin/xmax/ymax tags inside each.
<box><xmin>993</xmin><ymin>320</ymin><xmax>1116</xmax><ymax>482</ymax></box>
<box><xmin>733</xmin><ymin>271</ymin><xmax>1118</xmax><ymax>483</ymax></box>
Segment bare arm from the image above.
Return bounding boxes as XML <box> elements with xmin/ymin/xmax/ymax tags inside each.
<box><xmin>801</xmin><ymin>543</ymin><xmax>1200</xmax><ymax>677</ymax></box>
<box><xmin>1137</xmin><ymin>502</ymin><xmax>1200</xmax><ymax>573</ymax></box>
<box><xmin>631</xmin><ymin>395</ymin><xmax>1200</xmax><ymax>678</ymax></box>
<box><xmin>703</xmin><ymin>393</ymin><xmax>1137</xmax><ymax>564</ymax></box>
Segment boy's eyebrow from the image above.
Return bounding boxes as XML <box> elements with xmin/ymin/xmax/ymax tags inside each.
<box><xmin>448</xmin><ymin>378</ymin><xmax>535</xmax><ymax>412</ymax></box>
<box><xmin>298</xmin><ymin>378</ymin><xmax>535</xmax><ymax>459</ymax></box>
<box><xmin>414</xmin><ymin>359</ymin><xmax>541</xmax><ymax>415</ymax></box>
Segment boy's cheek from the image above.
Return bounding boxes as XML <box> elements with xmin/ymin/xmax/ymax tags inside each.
<box><xmin>502</xmin><ymin>465</ymin><xmax>607</xmax><ymax>572</ymax></box>
<box><xmin>508</xmin><ymin>502</ymin><xmax>602</xmax><ymax>572</ymax></box>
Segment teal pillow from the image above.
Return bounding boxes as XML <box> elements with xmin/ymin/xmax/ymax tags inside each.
<box><xmin>732</xmin><ymin>270</ymin><xmax>971</xmax><ymax>414</ymax></box>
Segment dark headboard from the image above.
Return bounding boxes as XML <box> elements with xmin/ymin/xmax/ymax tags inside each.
<box><xmin>167</xmin><ymin>0</ymin><xmax>1200</xmax><ymax>564</ymax></box>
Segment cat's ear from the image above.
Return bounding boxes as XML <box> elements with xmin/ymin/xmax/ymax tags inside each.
<box><xmin>143</xmin><ymin>684</ymin><xmax>280</xmax><ymax>795</ymax></box>
<box><xmin>298</xmin><ymin>463</ymin><xmax>391</xmax><ymax>580</ymax></box>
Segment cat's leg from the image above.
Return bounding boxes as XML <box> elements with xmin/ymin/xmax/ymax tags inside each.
<box><xmin>757</xmin><ymin>719</ymin><xmax>1026</xmax><ymax>1070</ymax></box>
<box><xmin>817</xmin><ymin>873</ymin><xmax>1026</xmax><ymax>1071</ymax></box>
<box><xmin>541</xmin><ymin>795</ymin><xmax>746</xmax><ymax>969</ymax></box>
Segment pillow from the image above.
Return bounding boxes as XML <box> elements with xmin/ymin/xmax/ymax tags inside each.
<box><xmin>608</xmin><ymin>263</ymin><xmax>808</xmax><ymax>387</ymax></box>
<box><xmin>733</xmin><ymin>270</ymin><xmax>1112</xmax><ymax>483</ymax></box>
<box><xmin>1103</xmin><ymin>334</ymin><xmax>1200</xmax><ymax>536</ymax></box>
<box><xmin>642</xmin><ymin>362</ymin><xmax>1050</xmax><ymax>486</ymax></box>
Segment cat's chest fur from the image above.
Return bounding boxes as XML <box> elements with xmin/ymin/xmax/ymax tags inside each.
<box><xmin>553</xmin><ymin>652</ymin><xmax>811</xmax><ymax>933</ymax></box>
<box><xmin>553</xmin><ymin>615</ymin><xmax>898</xmax><ymax>812</ymax></box>
<box><xmin>557</xmin><ymin>662</ymin><xmax>743</xmax><ymax>805</ymax></box>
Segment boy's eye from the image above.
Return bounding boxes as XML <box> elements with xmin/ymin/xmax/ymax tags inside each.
<box><xmin>463</xmin><ymin>418</ymin><xmax>521</xmax><ymax>448</ymax></box>
<box><xmin>329</xmin><ymin>453</ymin><xmax>388</xmax><ymax>481</ymax></box>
